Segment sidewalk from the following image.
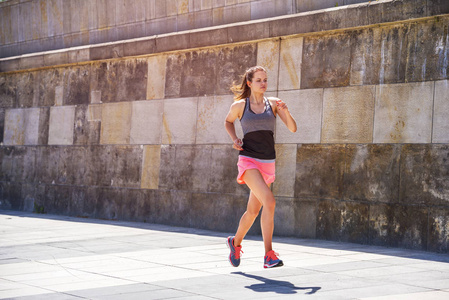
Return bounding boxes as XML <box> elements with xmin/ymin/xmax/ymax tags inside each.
<box><xmin>0</xmin><ymin>210</ymin><xmax>448</xmax><ymax>300</ymax></box>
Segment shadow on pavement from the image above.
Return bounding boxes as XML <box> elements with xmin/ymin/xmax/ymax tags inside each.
<box><xmin>232</xmin><ymin>271</ymin><xmax>321</xmax><ymax>295</ymax></box>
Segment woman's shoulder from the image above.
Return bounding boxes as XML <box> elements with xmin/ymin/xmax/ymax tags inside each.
<box><xmin>231</xmin><ymin>99</ymin><xmax>246</xmax><ymax>109</ymax></box>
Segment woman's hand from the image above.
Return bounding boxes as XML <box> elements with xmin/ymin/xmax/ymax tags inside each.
<box><xmin>233</xmin><ymin>138</ymin><xmax>243</xmax><ymax>151</ymax></box>
<box><xmin>275</xmin><ymin>99</ymin><xmax>288</xmax><ymax>112</ymax></box>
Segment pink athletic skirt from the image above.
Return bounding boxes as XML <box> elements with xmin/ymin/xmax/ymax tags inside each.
<box><xmin>237</xmin><ymin>155</ymin><xmax>275</xmax><ymax>185</ymax></box>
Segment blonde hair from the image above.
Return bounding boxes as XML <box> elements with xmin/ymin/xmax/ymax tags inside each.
<box><xmin>230</xmin><ymin>66</ymin><xmax>267</xmax><ymax>101</ymax></box>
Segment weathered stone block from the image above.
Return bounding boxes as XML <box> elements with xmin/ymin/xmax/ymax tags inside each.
<box><xmin>273</xmin><ymin>144</ymin><xmax>296</xmax><ymax>198</ymax></box>
<box><xmin>207</xmin><ymin>145</ymin><xmax>249</xmax><ymax>195</ymax></box>
<box><xmin>146</xmin><ymin>55</ymin><xmax>166</xmax><ymax>100</ymax></box>
<box><xmin>294</xmin><ymin>199</ymin><xmax>317</xmax><ymax>239</ymax></box>
<box><xmin>63</xmin><ymin>65</ymin><xmax>90</xmax><ymax>105</ymax></box>
<box><xmin>344</xmin><ymin>144</ymin><xmax>401</xmax><ymax>203</ymax></box>
<box><xmin>35</xmin><ymin>146</ymin><xmax>60</xmax><ymax>185</ymax></box>
<box><xmin>433</xmin><ymin>80</ymin><xmax>449</xmax><ymax>143</ymax></box>
<box><xmin>317</xmin><ymin>199</ymin><xmax>369</xmax><ymax>244</ymax></box>
<box><xmin>141</xmin><ymin>145</ymin><xmax>161</xmax><ymax>189</ymax></box>
<box><xmin>222</xmin><ymin>2</ymin><xmax>250</xmax><ymax>24</ymax></box>
<box><xmin>276</xmin><ymin>89</ymin><xmax>322</xmax><ymax>143</ymax></box>
<box><xmin>123</xmin><ymin>37</ymin><xmax>156</xmax><ymax>57</ymax></box>
<box><xmin>38</xmin><ymin>107</ymin><xmax>50</xmax><ymax>145</ymax></box>
<box><xmin>100</xmin><ymin>102</ymin><xmax>132</xmax><ymax>145</ymax></box>
<box><xmin>256</xmin><ymin>40</ymin><xmax>280</xmax><ymax>92</ymax></box>
<box><xmin>278</xmin><ymin>37</ymin><xmax>303</xmax><ymax>91</ymax></box>
<box><xmin>369</xmin><ymin>203</ymin><xmax>428</xmax><ymax>251</ymax></box>
<box><xmin>400</xmin><ymin>144</ymin><xmax>449</xmax><ymax>206</ymax></box>
<box><xmin>95</xmin><ymin>187</ymin><xmax>123</xmax><ymax>220</ymax></box>
<box><xmin>43</xmin><ymin>51</ymin><xmax>69</xmax><ymax>67</ymax></box>
<box><xmin>91</xmin><ymin>59</ymin><xmax>147</xmax><ymax>103</ymax></box>
<box><xmin>301</xmin><ymin>33</ymin><xmax>351</xmax><ymax>89</ymax></box>
<box><xmin>190</xmin><ymin>26</ymin><xmax>227</xmax><ymax>48</ymax></box>
<box><xmin>427</xmin><ymin>0</ymin><xmax>449</xmax><ymax>15</ymax></box>
<box><xmin>4</xmin><ymin>108</ymin><xmax>40</xmax><ymax>145</ymax></box>
<box><xmin>146</xmin><ymin>16</ymin><xmax>177</xmax><ymax>36</ymax></box>
<box><xmin>196</xmin><ymin>95</ymin><xmax>233</xmax><ymax>144</ymax></box>
<box><xmin>227</xmin><ymin>22</ymin><xmax>269</xmax><ymax>43</ymax></box>
<box><xmin>428</xmin><ymin>208</ymin><xmax>449</xmax><ymax>253</ymax></box>
<box><xmin>373</xmin><ymin>82</ymin><xmax>433</xmax><ymax>143</ymax></box>
<box><xmin>103</xmin><ymin>146</ymin><xmax>142</xmax><ymax>188</ymax></box>
<box><xmin>350</xmin><ymin>27</ymin><xmax>382</xmax><ymax>86</ymax></box>
<box><xmin>0</xmin><ymin>182</ymin><xmax>22</xmax><ymax>210</ymax></box>
<box><xmin>48</xmin><ymin>106</ymin><xmax>75</xmax><ymax>145</ymax></box>
<box><xmin>130</xmin><ymin>100</ymin><xmax>163</xmax><ymax>144</ymax></box>
<box><xmin>0</xmin><ymin>109</ymin><xmax>4</xmax><ymax>144</ymax></box>
<box><xmin>295</xmin><ymin>144</ymin><xmax>346</xmax><ymax>199</ymax></box>
<box><xmin>16</xmin><ymin>72</ymin><xmax>36</xmax><ymax>108</ymax></box>
<box><xmin>38</xmin><ymin>68</ymin><xmax>64</xmax><ymax>107</ymax></box>
<box><xmin>44</xmin><ymin>185</ymin><xmax>72</xmax><ymax>215</ymax></box>
<box><xmin>322</xmin><ymin>85</ymin><xmax>375</xmax><ymax>143</ymax></box>
<box><xmin>162</xmin><ymin>97</ymin><xmax>198</xmax><ymax>144</ymax></box>
<box><xmin>19</xmin><ymin>55</ymin><xmax>44</xmax><ymax>70</ymax></box>
<box><xmin>74</xmin><ymin>105</ymin><xmax>101</xmax><ymax>145</ymax></box>
<box><xmin>22</xmin><ymin>183</ymin><xmax>36</xmax><ymax>212</ymax></box>
<box><xmin>149</xmin><ymin>190</ymin><xmax>192</xmax><ymax>227</ymax></box>
<box><xmin>0</xmin><ymin>74</ymin><xmax>16</xmax><ymax>108</ymax></box>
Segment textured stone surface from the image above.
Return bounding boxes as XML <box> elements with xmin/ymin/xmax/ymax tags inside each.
<box><xmin>130</xmin><ymin>100</ymin><xmax>164</xmax><ymax>144</ymax></box>
<box><xmin>141</xmin><ymin>145</ymin><xmax>161</xmax><ymax>189</ymax></box>
<box><xmin>273</xmin><ymin>144</ymin><xmax>297</xmax><ymax>198</ymax></box>
<box><xmin>147</xmin><ymin>55</ymin><xmax>166</xmax><ymax>100</ymax></box>
<box><xmin>73</xmin><ymin>105</ymin><xmax>101</xmax><ymax>145</ymax></box>
<box><xmin>369</xmin><ymin>203</ymin><xmax>428</xmax><ymax>251</ymax></box>
<box><xmin>38</xmin><ymin>68</ymin><xmax>64</xmax><ymax>107</ymax></box>
<box><xmin>100</xmin><ymin>102</ymin><xmax>132</xmax><ymax>145</ymax></box>
<box><xmin>63</xmin><ymin>65</ymin><xmax>90</xmax><ymax>105</ymax></box>
<box><xmin>162</xmin><ymin>98</ymin><xmax>198</xmax><ymax>144</ymax></box>
<box><xmin>302</xmin><ymin>33</ymin><xmax>351</xmax><ymax>89</ymax></box>
<box><xmin>48</xmin><ymin>106</ymin><xmax>75</xmax><ymax>145</ymax></box>
<box><xmin>343</xmin><ymin>144</ymin><xmax>401</xmax><ymax>203</ymax></box>
<box><xmin>278</xmin><ymin>37</ymin><xmax>303</xmax><ymax>91</ymax></box>
<box><xmin>196</xmin><ymin>95</ymin><xmax>233</xmax><ymax>144</ymax></box>
<box><xmin>322</xmin><ymin>86</ymin><xmax>375</xmax><ymax>143</ymax></box>
<box><xmin>428</xmin><ymin>207</ymin><xmax>449</xmax><ymax>253</ymax></box>
<box><xmin>295</xmin><ymin>144</ymin><xmax>346</xmax><ymax>199</ymax></box>
<box><xmin>433</xmin><ymin>80</ymin><xmax>449</xmax><ymax>143</ymax></box>
<box><xmin>276</xmin><ymin>88</ymin><xmax>322</xmax><ymax>143</ymax></box>
<box><xmin>400</xmin><ymin>144</ymin><xmax>449</xmax><ymax>206</ymax></box>
<box><xmin>373</xmin><ymin>82</ymin><xmax>434</xmax><ymax>143</ymax></box>
<box><xmin>4</xmin><ymin>108</ymin><xmax>40</xmax><ymax>146</ymax></box>
<box><xmin>256</xmin><ymin>40</ymin><xmax>280</xmax><ymax>92</ymax></box>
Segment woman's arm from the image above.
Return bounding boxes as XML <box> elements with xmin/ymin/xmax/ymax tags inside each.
<box><xmin>224</xmin><ymin>101</ymin><xmax>245</xmax><ymax>150</ymax></box>
<box><xmin>268</xmin><ymin>97</ymin><xmax>297</xmax><ymax>133</ymax></box>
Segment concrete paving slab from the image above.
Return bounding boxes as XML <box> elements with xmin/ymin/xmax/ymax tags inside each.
<box><xmin>1</xmin><ymin>210</ymin><xmax>449</xmax><ymax>300</ymax></box>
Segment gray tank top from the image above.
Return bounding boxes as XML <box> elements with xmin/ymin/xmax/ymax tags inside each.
<box><xmin>240</xmin><ymin>98</ymin><xmax>276</xmax><ymax>135</ymax></box>
<box><xmin>239</xmin><ymin>98</ymin><xmax>276</xmax><ymax>160</ymax></box>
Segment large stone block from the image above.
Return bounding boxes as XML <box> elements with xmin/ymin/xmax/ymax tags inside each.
<box><xmin>295</xmin><ymin>144</ymin><xmax>346</xmax><ymax>199</ymax></box>
<box><xmin>350</xmin><ymin>27</ymin><xmax>382</xmax><ymax>86</ymax></box>
<box><xmin>301</xmin><ymin>33</ymin><xmax>351</xmax><ymax>89</ymax></box>
<box><xmin>373</xmin><ymin>82</ymin><xmax>433</xmax><ymax>143</ymax></box>
<box><xmin>400</xmin><ymin>144</ymin><xmax>449</xmax><ymax>206</ymax></box>
<box><xmin>104</xmin><ymin>145</ymin><xmax>142</xmax><ymax>188</ymax></box>
<box><xmin>207</xmin><ymin>145</ymin><xmax>249</xmax><ymax>195</ymax></box>
<box><xmin>227</xmin><ymin>21</ymin><xmax>269</xmax><ymax>43</ymax></box>
<box><xmin>196</xmin><ymin>95</ymin><xmax>233</xmax><ymax>144</ymax></box>
<box><xmin>16</xmin><ymin>72</ymin><xmax>37</xmax><ymax>108</ymax></box>
<box><xmin>256</xmin><ymin>40</ymin><xmax>280</xmax><ymax>92</ymax></box>
<box><xmin>278</xmin><ymin>37</ymin><xmax>303</xmax><ymax>91</ymax></box>
<box><xmin>165</xmin><ymin>44</ymin><xmax>256</xmax><ymax>98</ymax></box>
<box><xmin>276</xmin><ymin>89</ymin><xmax>322</xmax><ymax>143</ymax></box>
<box><xmin>38</xmin><ymin>107</ymin><xmax>50</xmax><ymax>145</ymax></box>
<box><xmin>123</xmin><ymin>37</ymin><xmax>156</xmax><ymax>57</ymax></box>
<box><xmin>317</xmin><ymin>199</ymin><xmax>369</xmax><ymax>244</ymax></box>
<box><xmin>369</xmin><ymin>203</ymin><xmax>428</xmax><ymax>251</ymax></box>
<box><xmin>91</xmin><ymin>59</ymin><xmax>147</xmax><ymax>103</ymax></box>
<box><xmin>141</xmin><ymin>145</ymin><xmax>161</xmax><ymax>189</ymax></box>
<box><xmin>0</xmin><ymin>182</ymin><xmax>22</xmax><ymax>210</ymax></box>
<box><xmin>130</xmin><ymin>100</ymin><xmax>164</xmax><ymax>144</ymax></box>
<box><xmin>73</xmin><ymin>105</ymin><xmax>101</xmax><ymax>145</ymax></box>
<box><xmin>38</xmin><ymin>68</ymin><xmax>64</xmax><ymax>107</ymax></box>
<box><xmin>48</xmin><ymin>106</ymin><xmax>75</xmax><ymax>145</ymax></box>
<box><xmin>63</xmin><ymin>65</ymin><xmax>90</xmax><ymax>105</ymax></box>
<box><xmin>147</xmin><ymin>55</ymin><xmax>166</xmax><ymax>100</ymax></box>
<box><xmin>322</xmin><ymin>85</ymin><xmax>375</xmax><ymax>143</ymax></box>
<box><xmin>343</xmin><ymin>144</ymin><xmax>401</xmax><ymax>203</ymax></box>
<box><xmin>0</xmin><ymin>74</ymin><xmax>16</xmax><ymax>108</ymax></box>
<box><xmin>100</xmin><ymin>102</ymin><xmax>132</xmax><ymax>144</ymax></box>
<box><xmin>4</xmin><ymin>108</ymin><xmax>40</xmax><ymax>145</ymax></box>
<box><xmin>35</xmin><ymin>146</ymin><xmax>60</xmax><ymax>185</ymax></box>
<box><xmin>428</xmin><ymin>208</ymin><xmax>449</xmax><ymax>253</ymax></box>
<box><xmin>273</xmin><ymin>144</ymin><xmax>296</xmax><ymax>198</ymax></box>
<box><xmin>162</xmin><ymin>97</ymin><xmax>198</xmax><ymax>144</ymax></box>
<box><xmin>44</xmin><ymin>185</ymin><xmax>72</xmax><ymax>215</ymax></box>
<box><xmin>433</xmin><ymin>80</ymin><xmax>449</xmax><ymax>143</ymax></box>
<box><xmin>95</xmin><ymin>187</ymin><xmax>123</xmax><ymax>220</ymax></box>
<box><xmin>148</xmin><ymin>189</ymin><xmax>192</xmax><ymax>227</ymax></box>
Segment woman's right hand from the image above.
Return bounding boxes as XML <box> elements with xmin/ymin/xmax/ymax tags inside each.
<box><xmin>233</xmin><ymin>138</ymin><xmax>243</xmax><ymax>151</ymax></box>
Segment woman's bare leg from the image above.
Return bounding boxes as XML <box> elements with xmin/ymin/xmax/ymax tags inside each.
<box><xmin>233</xmin><ymin>191</ymin><xmax>262</xmax><ymax>247</ymax></box>
<box><xmin>236</xmin><ymin>169</ymin><xmax>276</xmax><ymax>254</ymax></box>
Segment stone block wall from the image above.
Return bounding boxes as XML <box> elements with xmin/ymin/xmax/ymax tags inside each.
<box><xmin>1</xmin><ymin>0</ymin><xmax>449</xmax><ymax>253</ymax></box>
<box><xmin>2</xmin><ymin>0</ymin><xmax>370</xmax><ymax>58</ymax></box>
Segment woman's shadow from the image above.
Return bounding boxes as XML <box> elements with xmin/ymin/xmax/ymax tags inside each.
<box><xmin>232</xmin><ymin>271</ymin><xmax>321</xmax><ymax>295</ymax></box>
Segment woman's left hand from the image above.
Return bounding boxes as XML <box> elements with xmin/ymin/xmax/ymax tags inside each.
<box><xmin>276</xmin><ymin>99</ymin><xmax>288</xmax><ymax>112</ymax></box>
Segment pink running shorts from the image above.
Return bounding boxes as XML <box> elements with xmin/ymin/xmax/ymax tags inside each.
<box><xmin>237</xmin><ymin>156</ymin><xmax>275</xmax><ymax>185</ymax></box>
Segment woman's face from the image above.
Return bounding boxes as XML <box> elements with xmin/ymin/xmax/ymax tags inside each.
<box><xmin>248</xmin><ymin>71</ymin><xmax>268</xmax><ymax>94</ymax></box>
